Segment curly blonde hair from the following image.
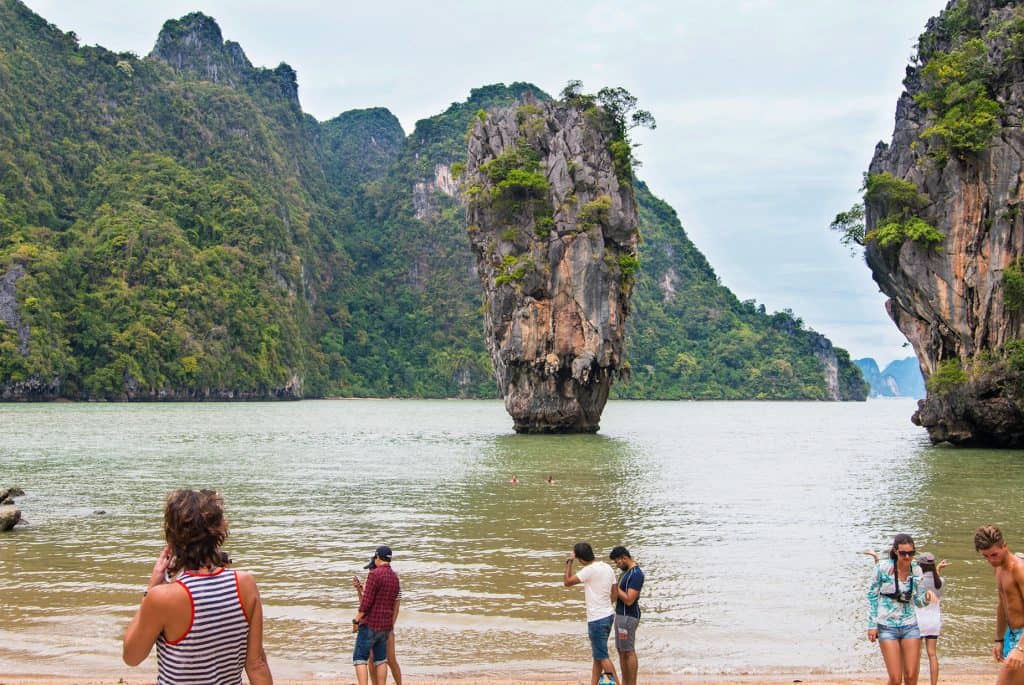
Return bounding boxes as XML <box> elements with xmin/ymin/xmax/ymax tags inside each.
<box><xmin>164</xmin><ymin>489</ymin><xmax>228</xmax><ymax>575</ymax></box>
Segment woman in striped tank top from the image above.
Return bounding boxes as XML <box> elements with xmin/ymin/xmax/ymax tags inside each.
<box><xmin>123</xmin><ymin>489</ymin><xmax>273</xmax><ymax>685</ymax></box>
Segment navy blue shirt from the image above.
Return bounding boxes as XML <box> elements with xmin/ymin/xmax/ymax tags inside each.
<box><xmin>616</xmin><ymin>565</ymin><xmax>644</xmax><ymax>618</ymax></box>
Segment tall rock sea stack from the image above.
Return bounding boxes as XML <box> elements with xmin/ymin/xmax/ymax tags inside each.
<box><xmin>465</xmin><ymin>95</ymin><xmax>640</xmax><ymax>432</ymax></box>
<box><xmin>0</xmin><ymin>1</ymin><xmax>865</xmax><ymax>403</ymax></box>
<box><xmin>865</xmin><ymin>0</ymin><xmax>1024</xmax><ymax>445</ymax></box>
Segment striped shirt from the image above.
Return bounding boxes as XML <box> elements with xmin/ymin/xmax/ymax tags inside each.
<box><xmin>156</xmin><ymin>568</ymin><xmax>250</xmax><ymax>684</ymax></box>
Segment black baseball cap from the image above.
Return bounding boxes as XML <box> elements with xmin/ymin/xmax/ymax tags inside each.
<box><xmin>363</xmin><ymin>545</ymin><xmax>393</xmax><ymax>569</ymax></box>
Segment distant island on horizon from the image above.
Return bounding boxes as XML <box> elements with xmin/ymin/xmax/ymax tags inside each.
<box><xmin>854</xmin><ymin>357</ymin><xmax>925</xmax><ymax>400</ymax></box>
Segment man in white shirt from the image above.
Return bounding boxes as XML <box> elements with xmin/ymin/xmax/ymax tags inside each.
<box><xmin>564</xmin><ymin>541</ymin><xmax>620</xmax><ymax>685</ymax></box>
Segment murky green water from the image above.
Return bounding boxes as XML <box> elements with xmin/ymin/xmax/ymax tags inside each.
<box><xmin>0</xmin><ymin>399</ymin><xmax>1021</xmax><ymax>678</ymax></box>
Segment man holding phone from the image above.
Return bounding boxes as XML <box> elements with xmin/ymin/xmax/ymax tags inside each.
<box><xmin>352</xmin><ymin>545</ymin><xmax>400</xmax><ymax>685</ymax></box>
<box><xmin>353</xmin><ymin>561</ymin><xmax>403</xmax><ymax>685</ymax></box>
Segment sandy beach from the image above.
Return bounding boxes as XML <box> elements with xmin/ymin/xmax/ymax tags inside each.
<box><xmin>0</xmin><ymin>671</ymin><xmax>1001</xmax><ymax>685</ymax></box>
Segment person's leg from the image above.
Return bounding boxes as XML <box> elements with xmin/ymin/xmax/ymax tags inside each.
<box><xmin>998</xmin><ymin>629</ymin><xmax>1024</xmax><ymax>685</ymax></box>
<box><xmin>387</xmin><ymin>631</ymin><xmax>402</xmax><ymax>685</ymax></box>
<box><xmin>597</xmin><ymin>616</ymin><xmax>618</xmax><ymax>683</ymax></box>
<box><xmin>368</xmin><ymin>657</ymin><xmax>380</xmax><ymax>685</ymax></box>
<box><xmin>997</xmin><ymin>665</ymin><xmax>1024</xmax><ymax>685</ymax></box>
<box><xmin>619</xmin><ymin>651</ymin><xmax>637</xmax><ymax>685</ymax></box>
<box><xmin>588</xmin><ymin>617</ymin><xmax>614</xmax><ymax>685</ymax></box>
<box><xmin>353</xmin><ymin>625</ymin><xmax>372</xmax><ymax>685</ymax></box>
<box><xmin>924</xmin><ymin>638</ymin><xmax>938</xmax><ymax>685</ymax></box>
<box><xmin>899</xmin><ymin>637</ymin><xmax>922</xmax><ymax>685</ymax></box>
<box><xmin>614</xmin><ymin>615</ymin><xmax>639</xmax><ymax>685</ymax></box>
<box><xmin>599</xmin><ymin>656</ymin><xmax>619</xmax><ymax>682</ymax></box>
<box><xmin>373</xmin><ymin>660</ymin><xmax>388</xmax><ymax>685</ymax></box>
<box><xmin>371</xmin><ymin>630</ymin><xmax>390</xmax><ymax>685</ymax></box>
<box><xmin>590</xmin><ymin>659</ymin><xmax>601</xmax><ymax>685</ymax></box>
<box><xmin>879</xmin><ymin>638</ymin><xmax>904</xmax><ymax>685</ymax></box>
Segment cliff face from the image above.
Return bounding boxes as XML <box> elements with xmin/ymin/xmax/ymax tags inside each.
<box><xmin>866</xmin><ymin>0</ymin><xmax>1024</xmax><ymax>444</ymax></box>
<box><xmin>465</xmin><ymin>96</ymin><xmax>639</xmax><ymax>432</ymax></box>
<box><xmin>152</xmin><ymin>12</ymin><xmax>300</xmax><ymax>106</ymax></box>
<box><xmin>0</xmin><ymin>0</ymin><xmax>866</xmax><ymax>403</ymax></box>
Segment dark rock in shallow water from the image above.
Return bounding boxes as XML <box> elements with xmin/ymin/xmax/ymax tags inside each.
<box><xmin>0</xmin><ymin>487</ymin><xmax>25</xmax><ymax>505</ymax></box>
<box><xmin>0</xmin><ymin>505</ymin><xmax>22</xmax><ymax>531</ymax></box>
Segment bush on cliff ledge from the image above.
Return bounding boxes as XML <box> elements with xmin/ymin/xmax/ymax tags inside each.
<box><xmin>927</xmin><ymin>358</ymin><xmax>968</xmax><ymax>395</ymax></box>
<box><xmin>830</xmin><ymin>173</ymin><xmax>943</xmax><ymax>252</ymax></box>
<box><xmin>915</xmin><ymin>37</ymin><xmax>1001</xmax><ymax>161</ymax></box>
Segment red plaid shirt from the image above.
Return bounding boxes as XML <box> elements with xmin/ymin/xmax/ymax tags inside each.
<box><xmin>358</xmin><ymin>564</ymin><xmax>400</xmax><ymax>632</ymax></box>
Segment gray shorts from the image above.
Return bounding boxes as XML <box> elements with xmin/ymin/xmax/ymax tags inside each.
<box><xmin>614</xmin><ymin>614</ymin><xmax>639</xmax><ymax>652</ymax></box>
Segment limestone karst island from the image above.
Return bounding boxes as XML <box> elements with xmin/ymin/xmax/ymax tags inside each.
<box><xmin>12</xmin><ymin>1</ymin><xmax>1024</xmax><ymax>684</ymax></box>
<box><xmin>833</xmin><ymin>0</ymin><xmax>1024</xmax><ymax>446</ymax></box>
<box><xmin>0</xmin><ymin>0</ymin><xmax>868</xmax><ymax>434</ymax></box>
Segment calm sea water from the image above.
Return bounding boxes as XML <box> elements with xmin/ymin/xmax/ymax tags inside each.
<box><xmin>0</xmin><ymin>399</ymin><xmax>1021</xmax><ymax>679</ymax></box>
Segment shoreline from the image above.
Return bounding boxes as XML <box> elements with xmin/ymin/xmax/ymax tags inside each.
<box><xmin>0</xmin><ymin>667</ymin><xmax>1001</xmax><ymax>685</ymax></box>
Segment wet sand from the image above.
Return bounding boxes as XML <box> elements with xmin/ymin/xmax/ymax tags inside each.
<box><xmin>0</xmin><ymin>672</ymin><xmax>1000</xmax><ymax>685</ymax></box>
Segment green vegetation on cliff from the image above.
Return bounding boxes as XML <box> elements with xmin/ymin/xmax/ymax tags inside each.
<box><xmin>830</xmin><ymin>173</ymin><xmax>942</xmax><ymax>252</ymax></box>
<box><xmin>908</xmin><ymin>0</ymin><xmax>1024</xmax><ymax>163</ymax></box>
<box><xmin>0</xmin><ymin>2</ymin><xmax>321</xmax><ymax>398</ymax></box>
<box><xmin>617</xmin><ymin>183</ymin><xmax>866</xmax><ymax>400</ymax></box>
<box><xmin>0</xmin><ymin>1</ymin><xmax>865</xmax><ymax>401</ymax></box>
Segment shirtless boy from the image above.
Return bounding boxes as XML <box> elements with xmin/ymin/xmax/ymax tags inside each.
<box><xmin>976</xmin><ymin>524</ymin><xmax>1024</xmax><ymax>685</ymax></box>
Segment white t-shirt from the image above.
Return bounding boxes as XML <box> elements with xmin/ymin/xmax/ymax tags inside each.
<box><xmin>575</xmin><ymin>561</ymin><xmax>615</xmax><ymax>622</ymax></box>
<box><xmin>915</xmin><ymin>570</ymin><xmax>943</xmax><ymax>636</ymax></box>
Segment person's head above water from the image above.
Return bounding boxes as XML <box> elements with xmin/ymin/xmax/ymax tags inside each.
<box><xmin>163</xmin><ymin>488</ymin><xmax>228</xmax><ymax>576</ymax></box>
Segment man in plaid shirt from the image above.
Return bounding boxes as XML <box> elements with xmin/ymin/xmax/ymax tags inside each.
<box><xmin>352</xmin><ymin>545</ymin><xmax>401</xmax><ymax>685</ymax></box>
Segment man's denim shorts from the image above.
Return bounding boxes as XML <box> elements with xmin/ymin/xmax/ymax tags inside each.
<box><xmin>353</xmin><ymin>624</ymin><xmax>389</xmax><ymax>665</ymax></box>
<box><xmin>587</xmin><ymin>615</ymin><xmax>614</xmax><ymax>661</ymax></box>
<box><xmin>877</xmin><ymin>623</ymin><xmax>921</xmax><ymax>641</ymax></box>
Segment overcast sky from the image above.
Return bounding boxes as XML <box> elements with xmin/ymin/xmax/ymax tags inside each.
<box><xmin>27</xmin><ymin>0</ymin><xmax>950</xmax><ymax>365</ymax></box>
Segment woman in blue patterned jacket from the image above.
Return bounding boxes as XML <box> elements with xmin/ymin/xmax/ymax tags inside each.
<box><xmin>867</xmin><ymin>533</ymin><xmax>937</xmax><ymax>685</ymax></box>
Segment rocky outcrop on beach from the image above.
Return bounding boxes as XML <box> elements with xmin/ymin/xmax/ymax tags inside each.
<box><xmin>0</xmin><ymin>487</ymin><xmax>24</xmax><ymax>505</ymax></box>
<box><xmin>0</xmin><ymin>505</ymin><xmax>22</xmax><ymax>531</ymax></box>
<box><xmin>464</xmin><ymin>95</ymin><xmax>639</xmax><ymax>432</ymax></box>
<box><xmin>864</xmin><ymin>0</ymin><xmax>1024</xmax><ymax>445</ymax></box>
<box><xmin>0</xmin><ymin>489</ymin><xmax>24</xmax><ymax>531</ymax></box>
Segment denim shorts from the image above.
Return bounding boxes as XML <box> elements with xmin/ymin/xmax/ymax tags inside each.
<box><xmin>353</xmin><ymin>624</ymin><xmax>389</xmax><ymax>665</ymax></box>
<box><xmin>588</xmin><ymin>615</ymin><xmax>614</xmax><ymax>661</ymax></box>
<box><xmin>877</xmin><ymin>623</ymin><xmax>921</xmax><ymax>641</ymax></box>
